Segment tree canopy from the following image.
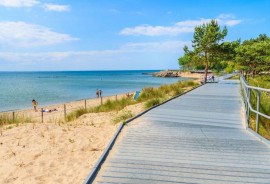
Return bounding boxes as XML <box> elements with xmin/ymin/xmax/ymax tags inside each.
<box><xmin>178</xmin><ymin>23</ymin><xmax>270</xmax><ymax>79</ymax></box>
<box><xmin>180</xmin><ymin>20</ymin><xmax>228</xmax><ymax>82</ymax></box>
<box><xmin>235</xmin><ymin>34</ymin><xmax>270</xmax><ymax>78</ymax></box>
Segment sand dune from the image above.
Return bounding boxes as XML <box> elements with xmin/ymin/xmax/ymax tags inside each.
<box><xmin>0</xmin><ymin>96</ymin><xmax>144</xmax><ymax>184</ymax></box>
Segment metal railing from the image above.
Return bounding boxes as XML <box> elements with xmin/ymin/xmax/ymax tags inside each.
<box><xmin>240</xmin><ymin>75</ymin><xmax>270</xmax><ymax>133</ymax></box>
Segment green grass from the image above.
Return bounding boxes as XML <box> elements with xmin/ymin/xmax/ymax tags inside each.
<box><xmin>90</xmin><ymin>97</ymin><xmax>136</xmax><ymax>113</ymax></box>
<box><xmin>66</xmin><ymin>80</ymin><xmax>199</xmax><ymax>122</ymax></box>
<box><xmin>66</xmin><ymin>97</ymin><xmax>136</xmax><ymax>121</ymax></box>
<box><xmin>113</xmin><ymin>110</ymin><xmax>134</xmax><ymax>124</ymax></box>
<box><xmin>66</xmin><ymin>108</ymin><xmax>88</xmax><ymax>122</ymax></box>
<box><xmin>0</xmin><ymin>114</ymin><xmax>32</xmax><ymax>128</ymax></box>
<box><xmin>246</xmin><ymin>75</ymin><xmax>270</xmax><ymax>140</ymax></box>
<box><xmin>227</xmin><ymin>74</ymin><xmax>240</xmax><ymax>80</ymax></box>
<box><xmin>144</xmin><ymin>98</ymin><xmax>163</xmax><ymax>109</ymax></box>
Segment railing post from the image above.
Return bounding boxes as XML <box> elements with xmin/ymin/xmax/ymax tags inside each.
<box><xmin>101</xmin><ymin>96</ymin><xmax>103</xmax><ymax>105</ymax></box>
<box><xmin>41</xmin><ymin>108</ymin><xmax>44</xmax><ymax>123</ymax></box>
<box><xmin>12</xmin><ymin>112</ymin><xmax>15</xmax><ymax>123</ymax></box>
<box><xmin>84</xmin><ymin>99</ymin><xmax>87</xmax><ymax>109</ymax></box>
<box><xmin>246</xmin><ymin>88</ymin><xmax>251</xmax><ymax>124</ymax></box>
<box><xmin>256</xmin><ymin>90</ymin><xmax>261</xmax><ymax>133</ymax></box>
<box><xmin>64</xmin><ymin>104</ymin><xmax>66</xmax><ymax>121</ymax></box>
<box><xmin>116</xmin><ymin>95</ymin><xmax>117</xmax><ymax>101</ymax></box>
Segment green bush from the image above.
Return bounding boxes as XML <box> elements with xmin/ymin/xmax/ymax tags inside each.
<box><xmin>144</xmin><ymin>98</ymin><xmax>162</xmax><ymax>109</ymax></box>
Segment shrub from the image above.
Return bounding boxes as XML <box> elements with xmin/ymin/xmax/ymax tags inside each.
<box><xmin>113</xmin><ymin>110</ymin><xmax>133</xmax><ymax>124</ymax></box>
<box><xmin>144</xmin><ymin>98</ymin><xmax>162</xmax><ymax>109</ymax></box>
<box><xmin>66</xmin><ymin>108</ymin><xmax>88</xmax><ymax>122</ymax></box>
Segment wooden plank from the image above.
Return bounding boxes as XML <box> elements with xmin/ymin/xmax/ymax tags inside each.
<box><xmin>92</xmin><ymin>80</ymin><xmax>270</xmax><ymax>184</ymax></box>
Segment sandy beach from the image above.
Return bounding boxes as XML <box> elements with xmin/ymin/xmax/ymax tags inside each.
<box><xmin>180</xmin><ymin>71</ymin><xmax>203</xmax><ymax>79</ymax></box>
<box><xmin>0</xmin><ymin>77</ymin><xmax>197</xmax><ymax>184</ymax></box>
<box><xmin>0</xmin><ymin>94</ymin><xmax>144</xmax><ymax>184</ymax></box>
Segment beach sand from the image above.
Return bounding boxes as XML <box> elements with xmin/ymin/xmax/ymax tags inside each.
<box><xmin>180</xmin><ymin>71</ymin><xmax>203</xmax><ymax>80</ymax></box>
<box><xmin>0</xmin><ymin>95</ymin><xmax>144</xmax><ymax>184</ymax></box>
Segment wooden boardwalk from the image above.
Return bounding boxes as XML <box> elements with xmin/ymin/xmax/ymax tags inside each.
<box><xmin>92</xmin><ymin>80</ymin><xmax>270</xmax><ymax>184</ymax></box>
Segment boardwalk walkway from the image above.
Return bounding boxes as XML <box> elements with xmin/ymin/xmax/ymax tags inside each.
<box><xmin>92</xmin><ymin>79</ymin><xmax>270</xmax><ymax>184</ymax></box>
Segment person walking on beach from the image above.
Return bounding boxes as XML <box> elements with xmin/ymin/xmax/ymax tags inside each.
<box><xmin>212</xmin><ymin>75</ymin><xmax>215</xmax><ymax>82</ymax></box>
<box><xmin>99</xmin><ymin>89</ymin><xmax>102</xmax><ymax>97</ymax></box>
<box><xmin>96</xmin><ymin>89</ymin><xmax>100</xmax><ymax>98</ymax></box>
<box><xmin>32</xmin><ymin>99</ymin><xmax>38</xmax><ymax>112</ymax></box>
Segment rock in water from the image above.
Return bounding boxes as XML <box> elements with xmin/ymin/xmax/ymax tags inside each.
<box><xmin>152</xmin><ymin>70</ymin><xmax>181</xmax><ymax>77</ymax></box>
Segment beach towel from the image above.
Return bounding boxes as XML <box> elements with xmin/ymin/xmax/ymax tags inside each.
<box><xmin>133</xmin><ymin>91</ymin><xmax>140</xmax><ymax>100</ymax></box>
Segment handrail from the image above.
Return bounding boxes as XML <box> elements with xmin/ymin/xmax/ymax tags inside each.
<box><xmin>240</xmin><ymin>75</ymin><xmax>270</xmax><ymax>133</ymax></box>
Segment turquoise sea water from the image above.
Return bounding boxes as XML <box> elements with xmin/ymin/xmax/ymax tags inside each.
<box><xmin>0</xmin><ymin>70</ymin><xmax>184</xmax><ymax>112</ymax></box>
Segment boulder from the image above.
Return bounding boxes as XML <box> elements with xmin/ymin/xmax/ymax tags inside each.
<box><xmin>152</xmin><ymin>70</ymin><xmax>181</xmax><ymax>77</ymax></box>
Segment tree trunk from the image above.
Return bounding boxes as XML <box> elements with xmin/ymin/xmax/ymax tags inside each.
<box><xmin>204</xmin><ymin>53</ymin><xmax>208</xmax><ymax>83</ymax></box>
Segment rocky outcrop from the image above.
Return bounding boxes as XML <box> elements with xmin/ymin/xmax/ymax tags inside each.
<box><xmin>152</xmin><ymin>70</ymin><xmax>181</xmax><ymax>77</ymax></box>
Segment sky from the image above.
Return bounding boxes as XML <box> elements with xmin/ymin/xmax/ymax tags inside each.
<box><xmin>0</xmin><ymin>0</ymin><xmax>269</xmax><ymax>71</ymax></box>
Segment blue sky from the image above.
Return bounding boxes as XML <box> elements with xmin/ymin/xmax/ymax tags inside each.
<box><xmin>0</xmin><ymin>0</ymin><xmax>269</xmax><ymax>71</ymax></box>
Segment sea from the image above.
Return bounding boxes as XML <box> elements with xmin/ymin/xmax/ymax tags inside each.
<box><xmin>0</xmin><ymin>70</ymin><xmax>186</xmax><ymax>112</ymax></box>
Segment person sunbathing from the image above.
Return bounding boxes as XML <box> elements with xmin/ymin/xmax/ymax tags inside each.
<box><xmin>42</xmin><ymin>108</ymin><xmax>57</xmax><ymax>112</ymax></box>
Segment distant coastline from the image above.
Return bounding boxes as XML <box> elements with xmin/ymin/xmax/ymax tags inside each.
<box><xmin>143</xmin><ymin>70</ymin><xmax>202</xmax><ymax>79</ymax></box>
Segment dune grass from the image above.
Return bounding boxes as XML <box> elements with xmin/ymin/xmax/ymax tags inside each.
<box><xmin>66</xmin><ymin>80</ymin><xmax>199</xmax><ymax>122</ymax></box>
<box><xmin>0</xmin><ymin>114</ymin><xmax>32</xmax><ymax>135</ymax></box>
<box><xmin>246</xmin><ymin>75</ymin><xmax>270</xmax><ymax>140</ymax></box>
<box><xmin>66</xmin><ymin>97</ymin><xmax>136</xmax><ymax>121</ymax></box>
<box><xmin>113</xmin><ymin>110</ymin><xmax>134</xmax><ymax>124</ymax></box>
<box><xmin>66</xmin><ymin>108</ymin><xmax>88</xmax><ymax>122</ymax></box>
<box><xmin>144</xmin><ymin>98</ymin><xmax>163</xmax><ymax>109</ymax></box>
<box><xmin>0</xmin><ymin>114</ymin><xmax>32</xmax><ymax>127</ymax></box>
<box><xmin>90</xmin><ymin>98</ymin><xmax>136</xmax><ymax>113</ymax></box>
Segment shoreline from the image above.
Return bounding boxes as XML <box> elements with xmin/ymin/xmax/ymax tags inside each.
<box><xmin>151</xmin><ymin>70</ymin><xmax>203</xmax><ymax>80</ymax></box>
<box><xmin>0</xmin><ymin>93</ymin><xmax>129</xmax><ymax>119</ymax></box>
<box><xmin>0</xmin><ymin>93</ymin><xmax>129</xmax><ymax>113</ymax></box>
<box><xmin>0</xmin><ymin>70</ymin><xmax>172</xmax><ymax>113</ymax></box>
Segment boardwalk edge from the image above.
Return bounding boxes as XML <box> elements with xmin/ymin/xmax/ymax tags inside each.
<box><xmin>82</xmin><ymin>83</ymin><xmax>203</xmax><ymax>184</ymax></box>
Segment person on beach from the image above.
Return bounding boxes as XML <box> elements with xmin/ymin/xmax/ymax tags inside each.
<box><xmin>126</xmin><ymin>93</ymin><xmax>131</xmax><ymax>98</ymax></box>
<box><xmin>99</xmin><ymin>89</ymin><xmax>102</xmax><ymax>97</ymax></box>
<box><xmin>32</xmin><ymin>99</ymin><xmax>38</xmax><ymax>112</ymax></box>
<box><xmin>96</xmin><ymin>89</ymin><xmax>100</xmax><ymax>98</ymax></box>
<box><xmin>42</xmin><ymin>108</ymin><xmax>57</xmax><ymax>113</ymax></box>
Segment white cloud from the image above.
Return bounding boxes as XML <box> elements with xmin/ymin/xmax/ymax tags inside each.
<box><xmin>120</xmin><ymin>14</ymin><xmax>242</xmax><ymax>36</ymax></box>
<box><xmin>0</xmin><ymin>40</ymin><xmax>189</xmax><ymax>62</ymax></box>
<box><xmin>217</xmin><ymin>14</ymin><xmax>235</xmax><ymax>19</ymax></box>
<box><xmin>0</xmin><ymin>50</ymin><xmax>124</xmax><ymax>63</ymax></box>
<box><xmin>174</xmin><ymin>19</ymin><xmax>211</xmax><ymax>27</ymax></box>
<box><xmin>120</xmin><ymin>25</ymin><xmax>193</xmax><ymax>36</ymax></box>
<box><xmin>0</xmin><ymin>21</ymin><xmax>78</xmax><ymax>47</ymax></box>
<box><xmin>122</xmin><ymin>41</ymin><xmax>190</xmax><ymax>52</ymax></box>
<box><xmin>0</xmin><ymin>0</ymin><xmax>39</xmax><ymax>7</ymax></box>
<box><xmin>43</xmin><ymin>3</ymin><xmax>70</xmax><ymax>12</ymax></box>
